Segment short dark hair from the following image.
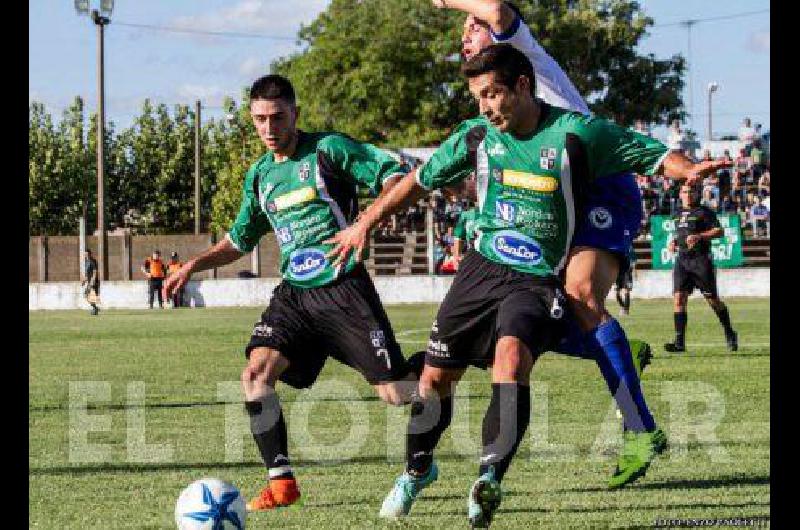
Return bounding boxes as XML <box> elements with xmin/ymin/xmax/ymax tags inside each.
<box><xmin>504</xmin><ymin>1</ymin><xmax>523</xmax><ymax>20</ymax></box>
<box><xmin>249</xmin><ymin>74</ymin><xmax>296</xmax><ymax>105</ymax></box>
<box><xmin>461</xmin><ymin>43</ymin><xmax>536</xmax><ymax>96</ymax></box>
<box><xmin>85</xmin><ymin>249</ymin><xmax>92</xmax><ymax>255</ymax></box>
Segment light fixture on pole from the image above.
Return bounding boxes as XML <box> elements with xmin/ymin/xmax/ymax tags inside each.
<box><xmin>707</xmin><ymin>82</ymin><xmax>719</xmax><ymax>142</ymax></box>
<box><xmin>75</xmin><ymin>0</ymin><xmax>114</xmax><ymax>281</ymax></box>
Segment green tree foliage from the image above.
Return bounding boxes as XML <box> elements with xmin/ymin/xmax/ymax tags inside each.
<box><xmin>273</xmin><ymin>0</ymin><xmax>685</xmax><ymax>145</ymax></box>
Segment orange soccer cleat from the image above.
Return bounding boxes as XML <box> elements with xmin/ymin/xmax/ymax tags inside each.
<box><xmin>246</xmin><ymin>478</ymin><xmax>301</xmax><ymax>512</ymax></box>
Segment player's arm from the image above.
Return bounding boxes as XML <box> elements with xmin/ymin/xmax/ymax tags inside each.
<box><xmin>658</xmin><ymin>152</ymin><xmax>733</xmax><ymax>186</ymax></box>
<box><xmin>432</xmin><ymin>0</ymin><xmax>515</xmax><ymax>33</ymax></box>
<box><xmin>140</xmin><ymin>261</ymin><xmax>150</xmax><ymax>278</ymax></box>
<box><xmin>165</xmin><ymin>170</ymin><xmax>269</xmax><ymax>298</ymax></box>
<box><xmin>327</xmin><ymin>121</ymin><xmax>478</xmax><ymax>265</ymax></box>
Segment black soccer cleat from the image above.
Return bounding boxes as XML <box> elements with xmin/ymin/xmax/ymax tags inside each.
<box><xmin>726</xmin><ymin>330</ymin><xmax>738</xmax><ymax>352</ymax></box>
<box><xmin>663</xmin><ymin>341</ymin><xmax>685</xmax><ymax>353</ymax></box>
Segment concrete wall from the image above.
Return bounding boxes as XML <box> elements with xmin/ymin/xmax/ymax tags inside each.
<box><xmin>30</xmin><ymin>268</ymin><xmax>769</xmax><ymax>310</ymax></box>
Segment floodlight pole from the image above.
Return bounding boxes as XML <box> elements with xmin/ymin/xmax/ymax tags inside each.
<box><xmin>93</xmin><ymin>9</ymin><xmax>110</xmax><ymax>281</ymax></box>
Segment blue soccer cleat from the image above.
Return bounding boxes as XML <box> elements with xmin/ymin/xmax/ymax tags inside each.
<box><xmin>378</xmin><ymin>462</ymin><xmax>439</xmax><ymax>519</ymax></box>
<box><xmin>467</xmin><ymin>466</ymin><xmax>502</xmax><ymax>528</ymax></box>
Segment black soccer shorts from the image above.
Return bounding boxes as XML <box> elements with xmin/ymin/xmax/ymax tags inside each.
<box><xmin>673</xmin><ymin>254</ymin><xmax>719</xmax><ymax>298</ymax></box>
<box><xmin>425</xmin><ymin>251</ymin><xmax>571</xmax><ymax>370</ymax></box>
<box><xmin>245</xmin><ymin>264</ymin><xmax>409</xmax><ymax>389</ymax></box>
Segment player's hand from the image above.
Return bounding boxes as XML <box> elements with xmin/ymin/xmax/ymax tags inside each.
<box><xmin>324</xmin><ymin>223</ymin><xmax>370</xmax><ymax>268</ymax></box>
<box><xmin>668</xmin><ymin>239</ymin><xmax>677</xmax><ymax>253</ymax></box>
<box><xmin>686</xmin><ymin>234</ymin><xmax>701</xmax><ymax>249</ymax></box>
<box><xmin>164</xmin><ymin>263</ymin><xmax>192</xmax><ymax>299</ymax></box>
<box><xmin>687</xmin><ymin>160</ymin><xmax>731</xmax><ymax>186</ymax></box>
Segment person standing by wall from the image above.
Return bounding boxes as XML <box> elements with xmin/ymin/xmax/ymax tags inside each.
<box><xmin>142</xmin><ymin>249</ymin><xmax>166</xmax><ymax>309</ymax></box>
<box><xmin>81</xmin><ymin>249</ymin><xmax>100</xmax><ymax>315</ymax></box>
<box><xmin>167</xmin><ymin>251</ymin><xmax>185</xmax><ymax>308</ymax></box>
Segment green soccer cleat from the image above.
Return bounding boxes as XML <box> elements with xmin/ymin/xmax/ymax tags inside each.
<box><xmin>629</xmin><ymin>339</ymin><xmax>653</xmax><ymax>378</ymax></box>
<box><xmin>467</xmin><ymin>467</ymin><xmax>502</xmax><ymax>528</ymax></box>
<box><xmin>378</xmin><ymin>462</ymin><xmax>438</xmax><ymax>519</ymax></box>
<box><xmin>609</xmin><ymin>428</ymin><xmax>667</xmax><ymax>489</ymax></box>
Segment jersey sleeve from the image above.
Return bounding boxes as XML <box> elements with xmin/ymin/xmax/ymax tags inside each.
<box><xmin>491</xmin><ymin>15</ymin><xmax>589</xmax><ymax>115</ymax></box>
<box><xmin>577</xmin><ymin>117</ymin><xmax>670</xmax><ymax>179</ymax></box>
<box><xmin>318</xmin><ymin>134</ymin><xmax>408</xmax><ymax>195</ymax></box>
<box><xmin>452</xmin><ymin>213</ymin><xmax>467</xmax><ymax>240</ymax></box>
<box><xmin>226</xmin><ymin>167</ymin><xmax>271</xmax><ymax>253</ymax></box>
<box><xmin>416</xmin><ymin>121</ymin><xmax>484</xmax><ymax>190</ymax></box>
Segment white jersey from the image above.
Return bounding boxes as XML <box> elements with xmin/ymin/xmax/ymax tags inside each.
<box><xmin>491</xmin><ymin>16</ymin><xmax>590</xmax><ymax>115</ymax></box>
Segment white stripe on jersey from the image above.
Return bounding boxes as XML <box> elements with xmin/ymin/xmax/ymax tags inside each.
<box><xmin>492</xmin><ymin>17</ymin><xmax>590</xmax><ymax>115</ymax></box>
<box><xmin>553</xmin><ymin>147</ymin><xmax>576</xmax><ymax>276</ymax></box>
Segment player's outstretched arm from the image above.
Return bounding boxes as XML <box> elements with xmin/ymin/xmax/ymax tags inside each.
<box><xmin>432</xmin><ymin>0</ymin><xmax>515</xmax><ymax>34</ymax></box>
<box><xmin>326</xmin><ymin>169</ymin><xmax>427</xmax><ymax>266</ymax></box>
<box><xmin>659</xmin><ymin>152</ymin><xmax>733</xmax><ymax>186</ymax></box>
<box><xmin>163</xmin><ymin>238</ymin><xmax>243</xmax><ymax>299</ymax></box>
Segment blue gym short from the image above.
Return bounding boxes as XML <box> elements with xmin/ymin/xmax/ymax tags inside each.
<box><xmin>570</xmin><ymin>172</ymin><xmax>642</xmax><ymax>269</ymax></box>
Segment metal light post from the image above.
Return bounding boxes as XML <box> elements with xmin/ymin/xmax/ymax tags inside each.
<box><xmin>75</xmin><ymin>0</ymin><xmax>114</xmax><ymax>281</ymax></box>
<box><xmin>707</xmin><ymin>82</ymin><xmax>719</xmax><ymax>142</ymax></box>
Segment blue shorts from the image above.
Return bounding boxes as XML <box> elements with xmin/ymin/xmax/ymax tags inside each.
<box><xmin>570</xmin><ymin>173</ymin><xmax>642</xmax><ymax>268</ymax></box>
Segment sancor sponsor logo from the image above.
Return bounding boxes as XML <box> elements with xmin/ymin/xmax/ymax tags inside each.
<box><xmin>288</xmin><ymin>248</ymin><xmax>327</xmax><ymax>280</ymax></box>
<box><xmin>274</xmin><ymin>187</ymin><xmax>317</xmax><ymax>211</ymax></box>
<box><xmin>502</xmin><ymin>170</ymin><xmax>559</xmax><ymax>192</ymax></box>
<box><xmin>491</xmin><ymin>230</ymin><xmax>543</xmax><ymax>265</ymax></box>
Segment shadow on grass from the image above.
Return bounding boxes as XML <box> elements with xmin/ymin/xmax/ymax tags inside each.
<box><xmin>554</xmin><ymin>474</ymin><xmax>770</xmax><ymax>493</ymax></box>
<box><xmin>29</xmin><ymin>453</ymin><xmax>475</xmax><ymax>477</ymax></box>
<box><xmin>30</xmin><ymin>393</ymin><xmax>493</xmax><ymax>413</ymax></box>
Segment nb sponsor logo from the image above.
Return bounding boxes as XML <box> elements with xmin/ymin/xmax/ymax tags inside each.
<box><xmin>495</xmin><ymin>200</ymin><xmax>517</xmax><ymax>223</ymax></box>
<box><xmin>491</xmin><ymin>231</ymin><xmax>543</xmax><ymax>265</ymax></box>
<box><xmin>288</xmin><ymin>248</ymin><xmax>327</xmax><ymax>280</ymax></box>
<box><xmin>275</xmin><ymin>226</ymin><xmax>293</xmax><ymax>245</ymax></box>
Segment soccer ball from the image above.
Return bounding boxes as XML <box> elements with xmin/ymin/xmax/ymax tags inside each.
<box><xmin>175</xmin><ymin>478</ymin><xmax>247</xmax><ymax>530</ymax></box>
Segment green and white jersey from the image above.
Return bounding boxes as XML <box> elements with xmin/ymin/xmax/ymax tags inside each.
<box><xmin>227</xmin><ymin>131</ymin><xmax>407</xmax><ymax>288</ymax></box>
<box><xmin>453</xmin><ymin>207</ymin><xmax>479</xmax><ymax>245</ymax></box>
<box><xmin>416</xmin><ymin>104</ymin><xmax>668</xmax><ymax>277</ymax></box>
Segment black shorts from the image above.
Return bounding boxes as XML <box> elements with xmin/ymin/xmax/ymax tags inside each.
<box><xmin>673</xmin><ymin>254</ymin><xmax>718</xmax><ymax>298</ymax></box>
<box><xmin>245</xmin><ymin>265</ymin><xmax>409</xmax><ymax>389</ymax></box>
<box><xmin>425</xmin><ymin>251</ymin><xmax>571</xmax><ymax>370</ymax></box>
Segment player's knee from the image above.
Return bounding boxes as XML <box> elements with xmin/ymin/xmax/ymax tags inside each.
<box><xmin>494</xmin><ymin>337</ymin><xmax>533</xmax><ymax>383</ymax></box>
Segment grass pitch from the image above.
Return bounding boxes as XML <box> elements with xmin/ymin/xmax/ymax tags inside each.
<box><xmin>30</xmin><ymin>298</ymin><xmax>769</xmax><ymax>529</ymax></box>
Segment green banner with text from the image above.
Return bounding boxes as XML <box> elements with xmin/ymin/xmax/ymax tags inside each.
<box><xmin>650</xmin><ymin>214</ymin><xmax>744</xmax><ymax>269</ymax></box>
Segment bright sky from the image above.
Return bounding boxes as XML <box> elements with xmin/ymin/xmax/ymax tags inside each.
<box><xmin>29</xmin><ymin>0</ymin><xmax>769</xmax><ymax>143</ymax></box>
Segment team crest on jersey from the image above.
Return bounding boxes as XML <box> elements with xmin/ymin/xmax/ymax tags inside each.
<box><xmin>370</xmin><ymin>330</ymin><xmax>386</xmax><ymax>349</ymax></box>
<box><xmin>539</xmin><ymin>147</ymin><xmax>557</xmax><ymax>170</ymax></box>
<box><xmin>589</xmin><ymin>207</ymin><xmax>613</xmax><ymax>229</ymax></box>
<box><xmin>492</xmin><ymin>168</ymin><xmax>503</xmax><ymax>183</ymax></box>
<box><xmin>298</xmin><ymin>161</ymin><xmax>312</xmax><ymax>182</ymax></box>
<box><xmin>267</xmin><ymin>201</ymin><xmax>277</xmax><ymax>213</ymax></box>
<box><xmin>487</xmin><ymin>143</ymin><xmax>506</xmax><ymax>156</ymax></box>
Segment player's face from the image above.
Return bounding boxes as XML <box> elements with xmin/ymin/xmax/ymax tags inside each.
<box><xmin>468</xmin><ymin>71</ymin><xmax>528</xmax><ymax>133</ymax></box>
<box><xmin>250</xmin><ymin>98</ymin><xmax>297</xmax><ymax>152</ymax></box>
<box><xmin>680</xmin><ymin>187</ymin><xmax>694</xmax><ymax>208</ymax></box>
<box><xmin>462</xmin><ymin>15</ymin><xmax>493</xmax><ymax>60</ymax></box>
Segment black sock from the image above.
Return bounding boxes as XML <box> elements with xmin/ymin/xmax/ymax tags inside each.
<box><xmin>714</xmin><ymin>306</ymin><xmax>734</xmax><ymax>334</ymax></box>
<box><xmin>245</xmin><ymin>392</ymin><xmax>293</xmax><ymax>480</ymax></box>
<box><xmin>674</xmin><ymin>312</ymin><xmax>687</xmax><ymax>345</ymax></box>
<box><xmin>479</xmin><ymin>383</ymin><xmax>531</xmax><ymax>483</ymax></box>
<box><xmin>407</xmin><ymin>351</ymin><xmax>426</xmax><ymax>380</ymax></box>
<box><xmin>406</xmin><ymin>394</ymin><xmax>453</xmax><ymax>476</ymax></box>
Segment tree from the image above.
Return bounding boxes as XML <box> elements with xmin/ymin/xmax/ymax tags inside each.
<box><xmin>273</xmin><ymin>0</ymin><xmax>685</xmax><ymax>145</ymax></box>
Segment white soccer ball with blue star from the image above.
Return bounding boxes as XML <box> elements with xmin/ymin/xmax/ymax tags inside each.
<box><xmin>175</xmin><ymin>478</ymin><xmax>246</xmax><ymax>530</ymax></box>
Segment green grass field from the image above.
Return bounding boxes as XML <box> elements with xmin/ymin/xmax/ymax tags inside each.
<box><xmin>30</xmin><ymin>298</ymin><xmax>770</xmax><ymax>529</ymax></box>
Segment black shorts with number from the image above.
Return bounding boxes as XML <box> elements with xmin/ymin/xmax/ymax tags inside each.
<box><xmin>673</xmin><ymin>254</ymin><xmax>718</xmax><ymax>298</ymax></box>
<box><xmin>426</xmin><ymin>251</ymin><xmax>571</xmax><ymax>370</ymax></box>
<box><xmin>245</xmin><ymin>264</ymin><xmax>409</xmax><ymax>389</ymax></box>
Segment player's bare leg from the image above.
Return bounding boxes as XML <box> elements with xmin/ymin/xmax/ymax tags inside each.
<box><xmin>665</xmin><ymin>291</ymin><xmax>689</xmax><ymax>352</ymax></box>
<box><xmin>565</xmin><ymin>247</ymin><xmax>665</xmax><ymax>488</ymax></box>
<box><xmin>241</xmin><ymin>347</ymin><xmax>301</xmax><ymax>511</ymax></box>
<box><xmin>379</xmin><ymin>365</ymin><xmax>464</xmax><ymax>519</ymax></box>
<box><xmin>468</xmin><ymin>337</ymin><xmax>534</xmax><ymax>528</ymax></box>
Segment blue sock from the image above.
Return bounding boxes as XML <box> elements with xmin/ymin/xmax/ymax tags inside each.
<box><xmin>584</xmin><ymin>319</ymin><xmax>656</xmax><ymax>432</ymax></box>
<box><xmin>554</xmin><ymin>320</ymin><xmax>595</xmax><ymax>359</ymax></box>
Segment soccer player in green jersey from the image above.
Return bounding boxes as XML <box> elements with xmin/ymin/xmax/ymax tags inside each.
<box><xmin>164</xmin><ymin>74</ymin><xmax>418</xmax><ymax>513</ymax></box>
<box><xmin>452</xmin><ymin>206</ymin><xmax>479</xmax><ymax>268</ymax></box>
<box><xmin>328</xmin><ymin>44</ymin><xmax>726</xmax><ymax>527</ymax></box>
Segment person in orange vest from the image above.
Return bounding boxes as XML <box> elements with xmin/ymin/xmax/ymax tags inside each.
<box><xmin>142</xmin><ymin>249</ymin><xmax>167</xmax><ymax>309</ymax></box>
<box><xmin>166</xmin><ymin>251</ymin><xmax>185</xmax><ymax>308</ymax></box>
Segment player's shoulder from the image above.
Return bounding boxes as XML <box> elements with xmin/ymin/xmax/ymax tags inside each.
<box><xmin>247</xmin><ymin>152</ymin><xmax>273</xmax><ymax>178</ymax></box>
<box><xmin>448</xmin><ymin>117</ymin><xmax>491</xmax><ymax>140</ymax></box>
<box><xmin>312</xmin><ymin>130</ymin><xmax>361</xmax><ymax>152</ymax></box>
